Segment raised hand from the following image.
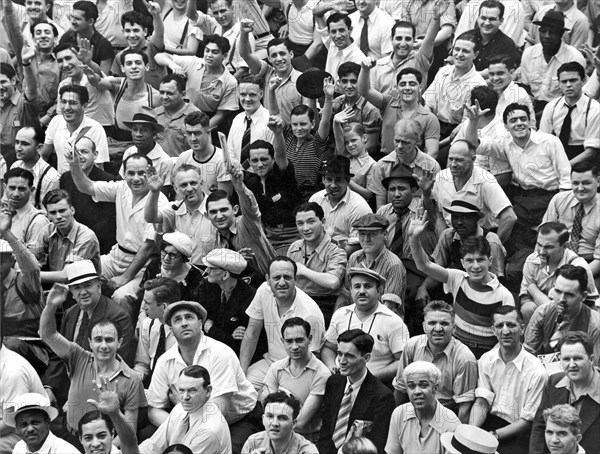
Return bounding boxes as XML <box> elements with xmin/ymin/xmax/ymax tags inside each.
<box><xmin>228</xmin><ymin>160</ymin><xmax>244</xmax><ymax>188</ymax></box>
<box><xmin>240</xmin><ymin>19</ymin><xmax>255</xmax><ymax>34</ymax></box>
<box><xmin>267</xmin><ymin>115</ymin><xmax>284</xmax><ymax>133</ymax></box>
<box><xmin>0</xmin><ymin>208</ymin><xmax>13</xmax><ymax>233</ymax></box>
<box><xmin>46</xmin><ymin>283</ymin><xmax>70</xmax><ymax>308</ymax></box>
<box><xmin>88</xmin><ymin>376</ymin><xmax>120</xmax><ymax>416</ymax></box>
<box><xmin>463</xmin><ymin>99</ymin><xmax>490</xmax><ymax>122</ymax></box>
<box><xmin>408</xmin><ymin>206</ymin><xmax>429</xmax><ymax>238</ymax></box>
<box><xmin>323</xmin><ymin>76</ymin><xmax>335</xmax><ymax>99</ymax></box>
<box><xmin>433</xmin><ymin>0</ymin><xmax>449</xmax><ymax>20</ymax></box>
<box><xmin>269</xmin><ymin>75</ymin><xmax>283</xmax><ymax>92</ymax></box>
<box><xmin>333</xmin><ymin>106</ymin><xmax>355</xmax><ymax>125</ymax></box>
<box><xmin>361</xmin><ymin>56</ymin><xmax>376</xmax><ymax>70</ymax></box>
<box><xmin>413</xmin><ymin>169</ymin><xmax>435</xmax><ymax>196</ymax></box>
<box><xmin>146</xmin><ymin>166</ymin><xmax>164</xmax><ymax>193</ymax></box>
<box><xmin>142</xmin><ymin>0</ymin><xmax>162</xmax><ymax>16</ymax></box>
<box><xmin>168</xmin><ymin>62</ymin><xmax>185</xmax><ymax>76</ymax></box>
<box><xmin>76</xmin><ymin>38</ymin><xmax>94</xmax><ymax>64</ymax></box>
<box><xmin>21</xmin><ymin>44</ymin><xmax>36</xmax><ymax>64</ymax></box>
<box><xmin>580</xmin><ymin>44</ymin><xmax>600</xmax><ymax>72</ymax></box>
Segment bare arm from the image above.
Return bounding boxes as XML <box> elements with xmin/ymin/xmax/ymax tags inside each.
<box><xmin>2</xmin><ymin>0</ymin><xmax>24</xmax><ymax>63</ymax></box>
<box><xmin>239</xmin><ymin>317</ymin><xmax>264</xmax><ymax>373</ymax></box>
<box><xmin>148</xmin><ymin>407</ymin><xmax>170</xmax><ymax>427</ymax></box>
<box><xmin>409</xmin><ymin>208</ymin><xmax>449</xmax><ymax>284</ymax></box>
<box><xmin>21</xmin><ymin>47</ymin><xmax>37</xmax><ymax>102</ymax></box>
<box><xmin>357</xmin><ymin>58</ymin><xmax>384</xmax><ymax>109</ymax></box>
<box><xmin>144</xmin><ymin>173</ymin><xmax>165</xmax><ymax>224</ymax></box>
<box><xmin>238</xmin><ymin>20</ymin><xmax>262</xmax><ymax>75</ymax></box>
<box><xmin>67</xmin><ymin>151</ymin><xmax>96</xmax><ymax>196</ymax></box>
<box><xmin>209</xmin><ymin>110</ymin><xmax>228</xmax><ymax>131</ymax></box>
<box><xmin>317</xmin><ymin>77</ymin><xmax>335</xmax><ymax>141</ymax></box>
<box><xmin>186</xmin><ymin>0</ymin><xmax>198</xmax><ymax>22</ymax></box>
<box><xmin>320</xmin><ymin>340</ymin><xmax>338</xmax><ymax>373</ymax></box>
<box><xmin>458</xmin><ymin>401</ymin><xmax>473</xmax><ymax>424</ymax></box>
<box><xmin>39</xmin><ymin>284</ymin><xmax>74</xmax><ymax>360</ymax></box>
<box><xmin>267</xmin><ymin>116</ymin><xmax>288</xmax><ymax>171</ymax></box>
<box><xmin>469</xmin><ymin>397</ymin><xmax>490</xmax><ymax>427</ymax></box>
<box><xmin>527</xmin><ymin>283</ymin><xmax>552</xmax><ymax>307</ymax></box>
<box><xmin>496</xmin><ymin>207</ymin><xmax>517</xmax><ymax>244</ymax></box>
<box><xmin>148</xmin><ymin>0</ymin><xmax>165</xmax><ymax>49</ymax></box>
<box><xmin>295</xmin><ymin>394</ymin><xmax>324</xmax><ymax>432</ymax></box>
<box><xmin>295</xmin><ymin>263</ymin><xmax>342</xmax><ymax>290</ymax></box>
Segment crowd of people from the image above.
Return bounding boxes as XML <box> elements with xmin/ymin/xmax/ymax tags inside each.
<box><xmin>1</xmin><ymin>0</ymin><xmax>600</xmax><ymax>452</ymax></box>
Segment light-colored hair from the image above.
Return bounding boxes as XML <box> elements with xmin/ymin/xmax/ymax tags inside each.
<box><xmin>543</xmin><ymin>404</ymin><xmax>582</xmax><ymax>436</ymax></box>
<box><xmin>341</xmin><ymin>437</ymin><xmax>378</xmax><ymax>454</ymax></box>
<box><xmin>403</xmin><ymin>361</ymin><xmax>442</xmax><ymax>386</ymax></box>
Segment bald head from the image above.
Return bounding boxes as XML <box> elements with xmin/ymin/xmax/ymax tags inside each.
<box><xmin>448</xmin><ymin>140</ymin><xmax>475</xmax><ymax>178</ymax></box>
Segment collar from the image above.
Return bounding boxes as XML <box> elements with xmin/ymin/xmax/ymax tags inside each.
<box><xmin>513</xmin><ymin>128</ymin><xmax>542</xmax><ymax>147</ymax></box>
<box><xmin>163</xmin><ymin>334</ymin><xmax>207</xmax><ymax>364</ymax></box>
<box><xmin>283</xmin><ymin>353</ymin><xmax>320</xmax><ymax>373</ymax></box>
<box><xmin>2</xmin><ymin>268</ymin><xmax>16</xmax><ymax>289</ymax></box>
<box><xmin>490</xmin><ymin>345</ymin><xmax>527</xmax><ymax>371</ymax></box>
<box><xmin>424</xmin><ymin>334</ymin><xmax>455</xmax><ymax>358</ymax></box>
<box><xmin>49</xmin><ymin>220</ymin><xmax>80</xmax><ymax>242</ymax></box>
<box><xmin>450</xmin><ymin>64</ymin><xmax>478</xmax><ymax>82</ymax></box>
<box><xmin>529</xmin><ymin>248</ymin><xmax>580</xmax><ymax>270</ymax></box>
<box><xmin>335</xmin><ymin>41</ymin><xmax>360</xmax><ymax>57</ymax></box>
<box><xmin>455</xmin><ymin>269</ymin><xmax>501</xmax><ymax>290</ymax></box>
<box><xmin>556</xmin><ymin>368</ymin><xmax>600</xmax><ymax>405</ymax></box>
<box><xmin>402</xmin><ymin>401</ymin><xmax>448</xmax><ymax>432</ymax></box>
<box><xmin>325</xmin><ymin>186</ymin><xmax>352</xmax><ymax>209</ymax></box>
<box><xmin>8</xmin><ymin>90</ymin><xmax>22</xmax><ymax>106</ymax></box>
<box><xmin>344</xmin><ymin>301</ymin><xmax>393</xmax><ymax>318</ymax></box>
<box><xmin>156</xmin><ymin>101</ymin><xmax>194</xmax><ymax>120</ymax></box>
<box><xmin>347</xmin><ymin>368</ymin><xmax>368</xmax><ymax>389</ymax></box>
<box><xmin>177</xmin><ymin>193</ymin><xmax>209</xmax><ymax>216</ymax></box>
<box><xmin>246</xmin><ymin>105</ymin><xmax>269</xmax><ymax>122</ymax></box>
<box><xmin>567</xmin><ymin>192</ymin><xmax>598</xmax><ymax>213</ymax></box>
<box><xmin>353</xmin><ymin>153</ymin><xmax>372</xmax><ymax>166</ymax></box>
<box><xmin>25</xmin><ymin>431</ymin><xmax>57</xmax><ymax>454</ymax></box>
<box><xmin>561</xmin><ymin>94</ymin><xmax>588</xmax><ymax>109</ymax></box>
<box><xmin>359</xmin><ymin>8</ymin><xmax>378</xmax><ymax>21</ymax></box>
<box><xmin>143</xmin><ymin>142</ymin><xmax>166</xmax><ymax>160</ymax></box>
<box><xmin>14</xmin><ymin>202</ymin><xmax>36</xmax><ymax>217</ymax></box>
<box><xmin>451</xmin><ymin>225</ymin><xmax>485</xmax><ymax>241</ymax></box>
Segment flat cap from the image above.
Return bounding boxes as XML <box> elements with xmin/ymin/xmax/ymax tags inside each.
<box><xmin>347</xmin><ymin>267</ymin><xmax>386</xmax><ymax>286</ymax></box>
<box><xmin>352</xmin><ymin>213</ymin><xmax>390</xmax><ymax>231</ymax></box>
<box><xmin>202</xmin><ymin>248</ymin><xmax>247</xmax><ymax>275</ymax></box>
<box><xmin>164</xmin><ymin>301</ymin><xmax>208</xmax><ymax>326</ymax></box>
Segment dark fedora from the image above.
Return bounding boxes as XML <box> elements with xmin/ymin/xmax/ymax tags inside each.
<box><xmin>320</xmin><ymin>155</ymin><xmax>354</xmax><ymax>178</ymax></box>
<box><xmin>296</xmin><ymin>67</ymin><xmax>333</xmax><ymax>99</ymax></box>
<box><xmin>123</xmin><ymin>105</ymin><xmax>165</xmax><ymax>133</ymax></box>
<box><xmin>533</xmin><ymin>10</ymin><xmax>570</xmax><ymax>32</ymax></box>
<box><xmin>382</xmin><ymin>166</ymin><xmax>418</xmax><ymax>190</ymax></box>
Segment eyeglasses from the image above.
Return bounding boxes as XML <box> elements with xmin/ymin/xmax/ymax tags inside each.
<box><xmin>161</xmin><ymin>250</ymin><xmax>182</xmax><ymax>260</ymax></box>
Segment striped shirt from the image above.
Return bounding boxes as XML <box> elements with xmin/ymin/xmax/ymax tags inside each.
<box><xmin>284</xmin><ymin>126</ymin><xmax>327</xmax><ymax>189</ymax></box>
<box><xmin>444</xmin><ymin>269</ymin><xmax>514</xmax><ymax>347</ymax></box>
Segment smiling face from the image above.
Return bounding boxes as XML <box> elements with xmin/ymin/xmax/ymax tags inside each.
<box><xmin>488</xmin><ymin>62</ymin><xmax>512</xmax><ymax>91</ymax></box>
<box><xmin>25</xmin><ymin>0</ymin><xmax>49</xmax><ymax>22</ymax></box>
<box><xmin>123</xmin><ymin>157</ymin><xmax>150</xmax><ymax>196</ymax></box>
<box><xmin>70</xmin><ymin>278</ymin><xmax>102</xmax><ymax>311</ymax></box>
<box><xmin>46</xmin><ymin>198</ymin><xmax>75</xmax><ymax>234</ymax></box>
<box><xmin>358</xmin><ymin>229</ymin><xmax>387</xmax><ymax>255</ymax></box>
<box><xmin>405</xmin><ymin>372</ymin><xmax>437</xmax><ymax>410</ymax></box>
<box><xmin>393</xmin><ymin>26</ymin><xmax>414</xmax><ymax>60</ymax></box>
<box><xmin>89</xmin><ymin>323</ymin><xmax>122</xmax><ymax>362</ymax></box>
<box><xmin>504</xmin><ymin>109</ymin><xmax>531</xmax><ymax>142</ymax></box>
<box><xmin>323</xmin><ymin>175</ymin><xmax>349</xmax><ymax>204</ymax></box>
<box><xmin>170</xmin><ymin>308</ymin><xmax>203</xmax><ymax>344</ymax></box>
<box><xmin>210</xmin><ymin>0</ymin><xmax>234</xmax><ymax>30</ymax></box>
<box><xmin>477</xmin><ymin>6</ymin><xmax>502</xmax><ymax>38</ymax></box>
<box><xmin>15</xmin><ymin>410</ymin><xmax>50</xmax><ymax>452</ymax></box>
<box><xmin>558</xmin><ymin>70</ymin><xmax>584</xmax><ymax>100</ymax></box>
<box><xmin>122</xmin><ymin>53</ymin><xmax>147</xmax><ymax>81</ymax></box>
<box><xmin>267</xmin><ymin>261</ymin><xmax>296</xmax><ymax>302</ymax></box>
<box><xmin>545</xmin><ymin>420</ymin><xmax>581</xmax><ymax>454</ymax></box>
<box><xmin>336</xmin><ymin>341</ymin><xmax>369</xmax><ymax>378</ymax></box>
<box><xmin>343</xmin><ymin>129</ymin><xmax>367</xmax><ymax>158</ymax></box>
<box><xmin>290</xmin><ymin>112</ymin><xmax>315</xmax><ymax>140</ymax></box>
<box><xmin>268</xmin><ymin>43</ymin><xmax>293</xmax><ymax>75</ymax></box>
<box><xmin>5</xmin><ymin>176</ymin><xmax>33</xmax><ymax>210</ymax></box>
<box><xmin>60</xmin><ymin>91</ymin><xmax>85</xmax><ymax>124</ymax></box>
<box><xmin>122</xmin><ymin>21</ymin><xmax>147</xmax><ymax>50</ymax></box>
<box><xmin>397</xmin><ymin>73</ymin><xmax>420</xmax><ymax>104</ymax></box>
<box><xmin>452</xmin><ymin>39</ymin><xmax>478</xmax><ymax>71</ymax></box>
<box><xmin>263</xmin><ymin>402</ymin><xmax>296</xmax><ymax>443</ymax></box>
<box><xmin>159</xmin><ymin>80</ymin><xmax>185</xmax><ymax>111</ymax></box>
<box><xmin>423</xmin><ymin>310</ymin><xmax>455</xmax><ymax>349</ymax></box>
<box><xmin>339</xmin><ymin>72</ymin><xmax>359</xmax><ymax>100</ymax></box>
<box><xmin>295</xmin><ymin>209</ymin><xmax>325</xmax><ymax>245</ymax></box>
<box><xmin>282</xmin><ymin>325</ymin><xmax>311</xmax><ymax>361</ymax></box>
<box><xmin>249</xmin><ymin>148</ymin><xmax>274</xmax><ymax>178</ymax></box>
<box><xmin>492</xmin><ymin>310</ymin><xmax>521</xmax><ymax>350</ymax></box>
<box><xmin>56</xmin><ymin>48</ymin><xmax>83</xmax><ymax>79</ymax></box>
<box><xmin>207</xmin><ymin>197</ymin><xmax>237</xmax><ymax>231</ymax></box>
<box><xmin>177</xmin><ymin>374</ymin><xmax>211</xmax><ymax>413</ymax></box>
<box><xmin>571</xmin><ymin>170</ymin><xmax>599</xmax><ymax>204</ymax></box>
<box><xmin>350</xmin><ymin>274</ymin><xmax>380</xmax><ymax>313</ymax></box>
<box><xmin>80</xmin><ymin>419</ymin><xmax>113</xmax><ymax>454</ymax></box>
<box><xmin>74</xmin><ymin>137</ymin><xmax>97</xmax><ymax>173</ymax></box>
<box><xmin>560</xmin><ymin>342</ymin><xmax>594</xmax><ymax>385</ymax></box>
<box><xmin>460</xmin><ymin>252</ymin><xmax>491</xmax><ymax>282</ymax></box>
<box><xmin>174</xmin><ymin>169</ymin><xmax>203</xmax><ymax>206</ymax></box>
<box><xmin>204</xmin><ymin>42</ymin><xmax>225</xmax><ymax>68</ymax></box>
<box><xmin>14</xmin><ymin>127</ymin><xmax>41</xmax><ymax>163</ymax></box>
<box><xmin>238</xmin><ymin>82</ymin><xmax>262</xmax><ymax>114</ymax></box>
<box><xmin>70</xmin><ymin>9</ymin><xmax>92</xmax><ymax>33</ymax></box>
<box><xmin>329</xmin><ymin>20</ymin><xmax>352</xmax><ymax>50</ymax></box>
<box><xmin>160</xmin><ymin>244</ymin><xmax>185</xmax><ymax>272</ymax></box>
<box><xmin>33</xmin><ymin>22</ymin><xmax>55</xmax><ymax>51</ymax></box>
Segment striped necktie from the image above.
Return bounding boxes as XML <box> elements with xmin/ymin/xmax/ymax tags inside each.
<box><xmin>568</xmin><ymin>202</ymin><xmax>584</xmax><ymax>252</ymax></box>
<box><xmin>332</xmin><ymin>385</ymin><xmax>353</xmax><ymax>449</ymax></box>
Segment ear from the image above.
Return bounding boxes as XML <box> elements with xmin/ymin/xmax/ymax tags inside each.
<box><xmin>233</xmin><ymin>204</ymin><xmax>240</xmax><ymax>215</ymax></box>
<box><xmin>363</xmin><ymin>352</ymin><xmax>371</xmax><ymax>363</ymax></box>
<box><xmin>460</xmin><ymin>258</ymin><xmax>465</xmax><ymax>269</ymax></box>
<box><xmin>117</xmin><ymin>337</ymin><xmax>123</xmax><ymax>349</ymax></box>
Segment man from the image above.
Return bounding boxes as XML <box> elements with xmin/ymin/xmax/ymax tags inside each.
<box><xmin>68</xmin><ymin>152</ymin><xmax>168</xmax><ymax>316</ymax></box>
<box><xmin>309</xmin><ymin>155</ymin><xmax>372</xmax><ymax>246</ymax></box>
<box><xmin>42</xmin><ymin>84</ymin><xmax>110</xmax><ymax>176</ymax></box>
<box><xmin>543</xmin><ymin>404</ymin><xmax>585</xmax><ymax>454</ymax></box>
<box><xmin>528</xmin><ymin>0</ymin><xmax>590</xmax><ymax>48</ymax></box>
<box><xmin>58</xmin><ymin>1</ymin><xmax>114</xmax><ymax>74</ymax></box>
<box><xmin>60</xmin><ymin>135</ymin><xmax>118</xmax><ymax>255</ymax></box>
<box><xmin>540</xmin><ymin>62</ymin><xmax>600</xmax><ymax>164</ymax></box>
<box><xmin>322</xmin><ymin>268</ymin><xmax>409</xmax><ymax>384</ymax></box>
<box><xmin>520</xmin><ymin>10</ymin><xmax>586</xmax><ymax>114</ymax></box>
<box><xmin>348</xmin><ymin>0</ymin><xmax>395</xmax><ymax>60</ymax></box>
<box><xmin>262</xmin><ymin>318</ymin><xmax>331</xmax><ymax>443</ymax></box>
<box><xmin>386</xmin><ymin>361</ymin><xmax>461</xmax><ymax>453</ymax></box>
<box><xmin>287</xmin><ymin>202</ymin><xmax>347</xmax><ymax>324</ymax></box>
<box><xmin>520</xmin><ymin>224</ymin><xmax>598</xmax><ymax>322</ymax></box>
<box><xmin>368</xmin><ymin>119</ymin><xmax>440</xmax><ymax>209</ymax></box>
<box><xmin>318</xmin><ymin>329</ymin><xmax>395</xmax><ymax>454</ymax></box>
<box><xmin>227</xmin><ymin>75</ymin><xmax>273</xmax><ymax>164</ymax></box>
<box><xmin>316</xmin><ymin>13</ymin><xmax>366</xmax><ymax>82</ymax></box>
<box><xmin>347</xmin><ymin>214</ymin><xmax>407</xmax><ymax>300</ymax></box>
<box><xmin>393</xmin><ymin>301</ymin><xmax>478</xmax><ymax>423</ymax></box>
<box><xmin>243</xmin><ymin>391</ymin><xmax>318</xmax><ymax>453</ymax></box>
<box><xmin>525</xmin><ymin>265</ymin><xmax>600</xmax><ymax>362</ymax></box>
<box><xmin>410</xmin><ymin>211</ymin><xmax>514</xmax><ymax>358</ymax></box>
<box><xmin>199</xmin><ymin>248</ymin><xmax>256</xmax><ymax>355</ymax></box>
<box><xmin>146</xmin><ymin>301</ymin><xmax>256</xmax><ymax>450</ymax></box>
<box><xmin>41</xmin><ymin>189</ymin><xmax>100</xmax><ymax>284</ymax></box>
<box><xmin>4</xmin><ymin>168</ymin><xmax>49</xmax><ymax>263</ymax></box>
<box><xmin>142</xmin><ymin>365</ymin><xmax>232</xmax><ymax>453</ymax></box>
<box><xmin>423</xmin><ymin>31</ymin><xmax>486</xmax><ymax>141</ymax></box>
<box><xmin>155</xmin><ymin>74</ymin><xmax>199</xmax><ymax>158</ymax></box>
<box><xmin>134</xmin><ymin>277</ymin><xmax>181</xmax><ymax>386</ymax></box>
<box><xmin>174</xmin><ymin>111</ymin><xmax>231</xmax><ymax>195</ymax></box>
<box><xmin>469</xmin><ymin>306</ymin><xmax>548</xmax><ymax>454</ymax></box>
<box><xmin>240</xmin><ymin>256</ymin><xmax>326</xmax><ymax>389</ymax></box>
<box><xmin>468</xmin><ymin>0</ymin><xmax>519</xmax><ymax>75</ymax></box>
<box><xmin>543</xmin><ymin>162</ymin><xmax>600</xmax><ymax>288</ymax></box>
<box><xmin>155</xmin><ymin>35</ymin><xmax>238</xmax><ymax>133</ymax></box>
<box><xmin>530</xmin><ymin>332</ymin><xmax>600</xmax><ymax>454</ymax></box>
<box><xmin>4</xmin><ymin>393</ymin><xmax>79</xmax><ymax>454</ymax></box>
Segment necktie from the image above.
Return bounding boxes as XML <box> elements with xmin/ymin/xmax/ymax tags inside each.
<box><xmin>389</xmin><ymin>209</ymin><xmax>410</xmax><ymax>257</ymax></box>
<box><xmin>360</xmin><ymin>17</ymin><xmax>370</xmax><ymax>55</ymax></box>
<box><xmin>221</xmin><ymin>292</ymin><xmax>227</xmax><ymax>305</ymax></box>
<box><xmin>240</xmin><ymin>117</ymin><xmax>252</xmax><ymax>169</ymax></box>
<box><xmin>558</xmin><ymin>104</ymin><xmax>576</xmax><ymax>147</ymax></box>
<box><xmin>76</xmin><ymin>311</ymin><xmax>90</xmax><ymax>347</ymax></box>
<box><xmin>171</xmin><ymin>412</ymin><xmax>190</xmax><ymax>444</ymax></box>
<box><xmin>568</xmin><ymin>202</ymin><xmax>584</xmax><ymax>252</ymax></box>
<box><xmin>152</xmin><ymin>324</ymin><xmax>167</xmax><ymax>371</ymax></box>
<box><xmin>332</xmin><ymin>385</ymin><xmax>353</xmax><ymax>449</ymax></box>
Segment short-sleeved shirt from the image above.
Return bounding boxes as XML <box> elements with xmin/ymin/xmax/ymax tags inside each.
<box><xmin>58</xmin><ymin>75</ymin><xmax>115</xmax><ymax>126</ymax></box>
<box><xmin>171</xmin><ymin>56</ymin><xmax>238</xmax><ymax>113</ymax></box>
<box><xmin>326</xmin><ymin>303</ymin><xmax>409</xmax><ymax>374</ymax></box>
<box><xmin>287</xmin><ymin>234</ymin><xmax>347</xmax><ymax>297</ymax></box>
<box><xmin>385</xmin><ymin>401</ymin><xmax>460</xmax><ymax>454</ymax></box>
<box><xmin>258</xmin><ymin>62</ymin><xmax>304</xmax><ymax>124</ymax></box>
<box><xmin>0</xmin><ymin>91</ymin><xmax>38</xmax><ymax>158</ymax></box>
<box><xmin>112</xmin><ymin>42</ymin><xmax>167</xmax><ymax>89</ymax></box>
<box><xmin>65</xmin><ymin>342</ymin><xmax>146</xmax><ymax>431</ymax></box>
<box><xmin>10</xmin><ymin>203</ymin><xmax>49</xmax><ymax>264</ymax></box>
<box><xmin>332</xmin><ymin>95</ymin><xmax>382</xmax><ymax>136</ymax></box>
<box><xmin>175</xmin><ymin>147</ymin><xmax>230</xmax><ymax>194</ymax></box>
<box><xmin>392</xmin><ymin>335</ymin><xmax>477</xmax><ymax>407</ymax></box>
<box><xmin>394</xmin><ymin>0</ymin><xmax>457</xmax><ymax>31</ymax></box>
<box><xmin>347</xmin><ymin>248</ymin><xmax>407</xmax><ymax>300</ymax></box>
<box><xmin>246</xmin><ymin>283</ymin><xmax>326</xmax><ymax>363</ymax></box>
<box><xmin>539</xmin><ymin>95</ymin><xmax>600</xmax><ymax>149</ymax></box>
<box><xmin>120</xmin><ymin>143</ymin><xmax>174</xmax><ymax>186</ymax></box>
<box><xmin>94</xmin><ymin>0</ymin><xmax>133</xmax><ymax>48</ymax></box>
<box><xmin>372</xmin><ymin>50</ymin><xmax>432</xmax><ymax>95</ymax></box>
<box><xmin>323</xmin><ymin>42</ymin><xmax>366</xmax><ymax>83</ymax></box>
<box><xmin>155</xmin><ymin>102</ymin><xmax>200</xmax><ymax>157</ymax></box>
<box><xmin>242</xmin><ymin>431</ymin><xmax>318</xmax><ymax>454</ymax></box>
<box><xmin>350</xmin><ymin>154</ymin><xmax>376</xmax><ymax>189</ymax></box>
<box><xmin>59</xmin><ymin>29</ymin><xmax>115</xmax><ymax>66</ymax></box>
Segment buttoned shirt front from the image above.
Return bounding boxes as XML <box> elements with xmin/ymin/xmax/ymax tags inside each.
<box><xmin>555</xmin><ymin>368</ymin><xmax>600</xmax><ymax>408</ymax></box>
<box><xmin>372</xmin><ymin>50</ymin><xmax>432</xmax><ymax>95</ymax></box>
<box><xmin>259</xmin><ymin>63</ymin><xmax>303</xmax><ymax>124</ymax></box>
<box><xmin>520</xmin><ymin>42</ymin><xmax>586</xmax><ymax>102</ymax></box>
<box><xmin>349</xmin><ymin>153</ymin><xmax>376</xmax><ymax>189</ymax></box>
<box><xmin>43</xmin><ymin>220</ymin><xmax>101</xmax><ymax>273</ymax></box>
<box><xmin>0</xmin><ymin>91</ymin><xmax>38</xmax><ymax>155</ymax></box>
<box><xmin>496</xmin><ymin>82</ymin><xmax>536</xmax><ymax>129</ymax></box>
<box><xmin>120</xmin><ymin>143</ymin><xmax>174</xmax><ymax>186</ymax></box>
<box><xmin>134</xmin><ymin>318</ymin><xmax>175</xmax><ymax>379</ymax></box>
<box><xmin>332</xmin><ymin>95</ymin><xmax>382</xmax><ymax>137</ymax></box>
<box><xmin>155</xmin><ymin>102</ymin><xmax>200</xmax><ymax>157</ymax></box>
<box><xmin>324</xmin><ymin>41</ymin><xmax>367</xmax><ymax>82</ymax></box>
<box><xmin>10</xmin><ymin>159</ymin><xmax>60</xmax><ymax>210</ymax></box>
<box><xmin>349</xmin><ymin>8</ymin><xmax>395</xmax><ymax>60</ymax></box>
<box><xmin>242</xmin><ymin>431</ymin><xmax>318</xmax><ymax>454</ymax></box>
<box><xmin>12</xmin><ymin>431</ymin><xmax>80</xmax><ymax>454</ymax></box>
<box><xmin>540</xmin><ymin>95</ymin><xmax>600</xmax><ymax>149</ymax></box>
<box><xmin>476</xmin><ymin>346</ymin><xmax>548</xmax><ymax>423</ymax></box>
<box><xmin>394</xmin><ymin>0</ymin><xmax>457</xmax><ymax>32</ymax></box>
<box><xmin>454</xmin><ymin>0</ymin><xmax>526</xmax><ymax>46</ymax></box>
<box><xmin>282</xmin><ymin>0</ymin><xmax>319</xmax><ymax>45</ymax></box>
<box><xmin>348</xmin><ymin>247</ymin><xmax>408</xmax><ymax>299</ymax></box>
<box><xmin>227</xmin><ymin>106</ymin><xmax>274</xmax><ymax>161</ymax></box>
<box><xmin>58</xmin><ymin>75</ymin><xmax>115</xmax><ymax>127</ymax></box>
<box><xmin>543</xmin><ymin>191</ymin><xmax>600</xmax><ymax>260</ymax></box>
<box><xmin>10</xmin><ymin>202</ymin><xmax>49</xmax><ymax>263</ymax></box>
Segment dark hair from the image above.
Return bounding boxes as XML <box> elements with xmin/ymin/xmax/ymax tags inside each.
<box><xmin>54</xmin><ymin>42</ymin><xmax>78</xmax><ymax>57</ymax></box>
<box><xmin>0</xmin><ymin>63</ymin><xmax>16</xmax><ymax>79</ymax></box>
<box><xmin>491</xmin><ymin>305</ymin><xmax>520</xmax><ymax>321</ymax></box>
<box><xmin>5</xmin><ymin>168</ymin><xmax>34</xmax><ymax>187</ymax></box>
<box><xmin>268</xmin><ymin>256</ymin><xmax>298</xmax><ymax>277</ymax></box>
<box><xmin>30</xmin><ymin>20</ymin><xmax>59</xmax><ymax>38</ymax></box>
<box><xmin>423</xmin><ymin>300</ymin><xmax>455</xmax><ymax>319</ymax></box>
<box><xmin>557</xmin><ymin>61</ymin><xmax>586</xmax><ymax>81</ymax></box>
<box><xmin>73</xmin><ymin>1</ymin><xmax>98</xmax><ymax>22</ymax></box>
<box><xmin>556</xmin><ymin>264</ymin><xmax>588</xmax><ymax>295</ymax></box>
<box><xmin>59</xmin><ymin>84</ymin><xmax>89</xmax><ymax>105</ymax></box>
<box><xmin>396</xmin><ymin>67</ymin><xmax>423</xmax><ymax>85</ymax></box>
<box><xmin>161</xmin><ymin>73</ymin><xmax>187</xmax><ymax>93</ymax></box>
<box><xmin>206</xmin><ymin>189</ymin><xmax>236</xmax><ymax>209</ymax></box>
<box><xmin>460</xmin><ymin>236</ymin><xmax>491</xmax><ymax>258</ymax></box>
<box><xmin>454</xmin><ymin>31</ymin><xmax>481</xmax><ymax>54</ymax></box>
<box><xmin>557</xmin><ymin>331</ymin><xmax>594</xmax><ymax>357</ymax></box>
<box><xmin>471</xmin><ymin>85</ymin><xmax>498</xmax><ymax>113</ymax></box>
<box><xmin>538</xmin><ymin>221</ymin><xmax>570</xmax><ymax>246</ymax></box>
<box><xmin>238</xmin><ymin>73</ymin><xmax>265</xmax><ymax>90</ymax></box>
<box><xmin>19</xmin><ymin>125</ymin><xmax>45</xmax><ymax>145</ymax></box>
<box><xmin>503</xmin><ymin>102</ymin><xmax>530</xmax><ymax>124</ymax></box>
<box><xmin>290</xmin><ymin>104</ymin><xmax>315</xmax><ymax>122</ymax></box>
<box><xmin>162</xmin><ymin>445</ymin><xmax>193</xmax><ymax>454</ymax></box>
<box><xmin>267</xmin><ymin>38</ymin><xmax>291</xmax><ymax>54</ymax></box>
<box><xmin>293</xmin><ymin>202</ymin><xmax>325</xmax><ymax>221</ymax></box>
<box><xmin>263</xmin><ymin>391</ymin><xmax>301</xmax><ymax>419</ymax></box>
<box><xmin>338</xmin><ymin>329</ymin><xmax>374</xmax><ymax>355</ymax></box>
<box><xmin>120</xmin><ymin>48</ymin><xmax>149</xmax><ymax>66</ymax></box>
<box><xmin>204</xmin><ymin>34</ymin><xmax>231</xmax><ymax>54</ymax></box>
<box><xmin>345</xmin><ymin>122</ymin><xmax>366</xmax><ymax>137</ymax></box>
<box><xmin>121</xmin><ymin>11</ymin><xmax>153</xmax><ymax>36</ymax></box>
<box><xmin>143</xmin><ymin>277</ymin><xmax>182</xmax><ymax>304</ymax></box>
<box><xmin>184</xmin><ymin>110</ymin><xmax>210</xmax><ymax>127</ymax></box>
<box><xmin>43</xmin><ymin>188</ymin><xmax>72</xmax><ymax>208</ymax></box>
<box><xmin>281</xmin><ymin>317</ymin><xmax>311</xmax><ymax>338</ymax></box>
<box><xmin>248</xmin><ymin>140</ymin><xmax>275</xmax><ymax>158</ymax></box>
<box><xmin>180</xmin><ymin>365</ymin><xmax>211</xmax><ymax>387</ymax></box>
<box><xmin>327</xmin><ymin>12</ymin><xmax>352</xmax><ymax>29</ymax></box>
<box><xmin>391</xmin><ymin>20</ymin><xmax>415</xmax><ymax>39</ymax></box>
<box><xmin>123</xmin><ymin>153</ymin><xmax>152</xmax><ymax>171</ymax></box>
<box><xmin>87</xmin><ymin>318</ymin><xmax>123</xmax><ymax>341</ymax></box>
<box><xmin>479</xmin><ymin>0</ymin><xmax>505</xmax><ymax>19</ymax></box>
<box><xmin>487</xmin><ymin>54</ymin><xmax>516</xmax><ymax>70</ymax></box>
<box><xmin>338</xmin><ymin>62</ymin><xmax>360</xmax><ymax>79</ymax></box>
<box><xmin>78</xmin><ymin>410</ymin><xmax>114</xmax><ymax>437</ymax></box>
<box><xmin>571</xmin><ymin>161</ymin><xmax>599</xmax><ymax>177</ymax></box>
